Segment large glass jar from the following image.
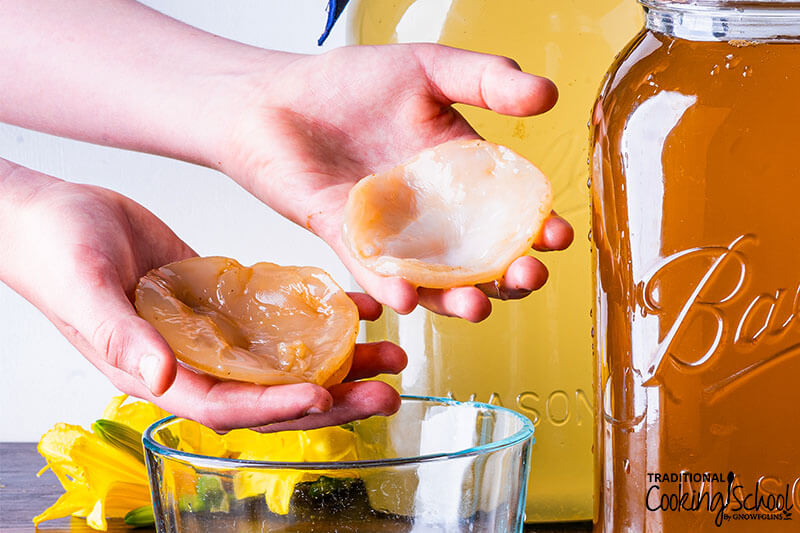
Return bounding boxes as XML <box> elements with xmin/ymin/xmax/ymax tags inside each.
<box><xmin>592</xmin><ymin>1</ymin><xmax>800</xmax><ymax>531</ymax></box>
<box><xmin>348</xmin><ymin>1</ymin><xmax>643</xmax><ymax>523</ymax></box>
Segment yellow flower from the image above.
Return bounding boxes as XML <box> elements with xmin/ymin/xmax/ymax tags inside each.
<box><xmin>227</xmin><ymin>426</ymin><xmax>359</xmax><ymax>514</ymax></box>
<box><xmin>35</xmin><ymin>395</ymin><xmax>362</xmax><ymax>529</ymax></box>
<box><xmin>33</xmin><ymin>395</ymin><xmax>160</xmax><ymax>530</ymax></box>
<box><xmin>101</xmin><ymin>395</ymin><xmax>169</xmax><ymax>433</ymax></box>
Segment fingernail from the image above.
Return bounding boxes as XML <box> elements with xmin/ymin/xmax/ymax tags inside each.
<box><xmin>305</xmin><ymin>406</ymin><xmax>325</xmax><ymax>416</ymax></box>
<box><xmin>139</xmin><ymin>354</ymin><xmax>159</xmax><ymax>393</ymax></box>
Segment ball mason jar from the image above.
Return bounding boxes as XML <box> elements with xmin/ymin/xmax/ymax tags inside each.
<box><xmin>591</xmin><ymin>1</ymin><xmax>800</xmax><ymax>531</ymax></box>
<box><xmin>348</xmin><ymin>0</ymin><xmax>643</xmax><ymax>523</ymax></box>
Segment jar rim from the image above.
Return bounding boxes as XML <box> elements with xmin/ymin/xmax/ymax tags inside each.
<box><xmin>641</xmin><ymin>0</ymin><xmax>800</xmax><ymax>7</ymax></box>
<box><xmin>643</xmin><ymin>0</ymin><xmax>800</xmax><ymax>40</ymax></box>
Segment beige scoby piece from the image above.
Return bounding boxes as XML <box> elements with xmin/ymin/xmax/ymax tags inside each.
<box><xmin>134</xmin><ymin>257</ymin><xmax>358</xmax><ymax>387</ymax></box>
<box><xmin>343</xmin><ymin>140</ymin><xmax>553</xmax><ymax>288</ymax></box>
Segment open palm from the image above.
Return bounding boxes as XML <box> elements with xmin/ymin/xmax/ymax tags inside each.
<box><xmin>224</xmin><ymin>44</ymin><xmax>573</xmax><ymax>322</ymax></box>
<box><xmin>0</xmin><ymin>164</ymin><xmax>405</xmax><ymax>431</ymax></box>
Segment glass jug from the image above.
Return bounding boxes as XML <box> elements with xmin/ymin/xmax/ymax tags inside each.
<box><xmin>348</xmin><ymin>0</ymin><xmax>643</xmax><ymax>522</ymax></box>
<box><xmin>592</xmin><ymin>1</ymin><xmax>800</xmax><ymax>530</ymax></box>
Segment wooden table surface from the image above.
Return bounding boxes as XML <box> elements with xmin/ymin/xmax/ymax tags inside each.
<box><xmin>1</xmin><ymin>443</ymin><xmax>139</xmax><ymax>533</ymax></box>
<box><xmin>1</xmin><ymin>443</ymin><xmax>592</xmax><ymax>532</ymax></box>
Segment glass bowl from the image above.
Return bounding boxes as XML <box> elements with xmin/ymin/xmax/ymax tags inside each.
<box><xmin>143</xmin><ymin>395</ymin><xmax>534</xmax><ymax>532</ymax></box>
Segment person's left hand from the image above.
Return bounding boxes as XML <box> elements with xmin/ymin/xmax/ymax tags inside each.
<box><xmin>0</xmin><ymin>160</ymin><xmax>406</xmax><ymax>432</ymax></box>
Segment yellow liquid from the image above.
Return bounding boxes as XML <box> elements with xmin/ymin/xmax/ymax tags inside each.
<box><xmin>348</xmin><ymin>0</ymin><xmax>642</xmax><ymax>522</ymax></box>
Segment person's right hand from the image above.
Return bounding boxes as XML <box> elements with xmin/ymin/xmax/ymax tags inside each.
<box><xmin>0</xmin><ymin>1</ymin><xmax>573</xmax><ymax>323</ymax></box>
<box><xmin>218</xmin><ymin>44</ymin><xmax>574</xmax><ymax>323</ymax></box>
<box><xmin>0</xmin><ymin>159</ymin><xmax>406</xmax><ymax>432</ymax></box>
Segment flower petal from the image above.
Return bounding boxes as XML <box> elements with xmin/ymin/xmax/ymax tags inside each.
<box><xmin>86</xmin><ymin>498</ymin><xmax>107</xmax><ymax>531</ymax></box>
<box><xmin>33</xmin><ymin>485</ymin><xmax>94</xmax><ymax>527</ymax></box>
<box><xmin>102</xmin><ymin>395</ymin><xmax>169</xmax><ymax>433</ymax></box>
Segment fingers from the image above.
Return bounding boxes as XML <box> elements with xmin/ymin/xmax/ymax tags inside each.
<box><xmin>66</xmin><ymin>268</ymin><xmax>178</xmax><ymax>397</ymax></box>
<box><xmin>153</xmin><ymin>372</ymin><xmax>335</xmax><ymax>432</ymax></box>
<box><xmin>415</xmin><ymin>44</ymin><xmax>558</xmax><ymax>117</ymax></box>
<box><xmin>86</xmin><ymin>322</ymin><xmax>406</xmax><ymax>432</ymax></box>
<box><xmin>91</xmin><ymin>314</ymin><xmax>178</xmax><ymax>396</ymax></box>
<box><xmin>97</xmin><ymin>339</ymin><xmax>403</xmax><ymax>432</ymax></box>
<box><xmin>346</xmin><ymin>292</ymin><xmax>383</xmax><ymax>321</ymax></box>
<box><xmin>252</xmin><ymin>381</ymin><xmax>401</xmax><ymax>433</ymax></box>
<box><xmin>423</xmin><ymin>254</ymin><xmax>550</xmax><ymax>307</ymax></box>
<box><xmin>327</xmin><ymin>208</ymin><xmax>569</xmax><ymax>319</ymax></box>
<box><xmin>346</xmin><ymin>341</ymin><xmax>407</xmax><ymax>382</ymax></box>
<box><xmin>355</xmin><ymin>270</ymin><xmax>417</xmax><ymax>315</ymax></box>
<box><xmin>505</xmin><ymin>255</ymin><xmax>549</xmax><ymax>291</ymax></box>
<box><xmin>471</xmin><ymin>213</ymin><xmax>569</xmax><ymax>301</ymax></box>
<box><xmin>331</xmin><ymin>236</ymin><xmax>418</xmax><ymax>315</ymax></box>
<box><xmin>476</xmin><ymin>256</ymin><xmax>549</xmax><ymax>301</ymax></box>
<box><xmin>533</xmin><ymin>212</ymin><xmax>574</xmax><ymax>251</ymax></box>
<box><xmin>418</xmin><ymin>286</ymin><xmax>492</xmax><ymax>322</ymax></box>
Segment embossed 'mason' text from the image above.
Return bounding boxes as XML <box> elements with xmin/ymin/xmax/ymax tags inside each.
<box><xmin>447</xmin><ymin>389</ymin><xmax>593</xmax><ymax>427</ymax></box>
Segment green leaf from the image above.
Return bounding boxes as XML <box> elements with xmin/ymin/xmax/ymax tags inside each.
<box><xmin>178</xmin><ymin>493</ymin><xmax>203</xmax><ymax>513</ymax></box>
<box><xmin>93</xmin><ymin>419</ymin><xmax>145</xmax><ymax>464</ymax></box>
<box><xmin>124</xmin><ymin>505</ymin><xmax>155</xmax><ymax>527</ymax></box>
<box><xmin>176</xmin><ymin>476</ymin><xmax>230</xmax><ymax>514</ymax></box>
<box><xmin>197</xmin><ymin>475</ymin><xmax>230</xmax><ymax>513</ymax></box>
<box><xmin>158</xmin><ymin>428</ymin><xmax>181</xmax><ymax>450</ymax></box>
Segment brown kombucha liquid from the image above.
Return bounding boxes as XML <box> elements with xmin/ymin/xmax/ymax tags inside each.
<box><xmin>592</xmin><ymin>30</ymin><xmax>800</xmax><ymax>532</ymax></box>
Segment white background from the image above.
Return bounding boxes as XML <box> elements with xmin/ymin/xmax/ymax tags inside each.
<box><xmin>0</xmin><ymin>1</ymin><xmax>352</xmax><ymax>441</ymax></box>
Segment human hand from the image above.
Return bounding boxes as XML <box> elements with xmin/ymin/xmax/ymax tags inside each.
<box><xmin>0</xmin><ymin>3</ymin><xmax>571</xmax><ymax>322</ymax></box>
<box><xmin>0</xmin><ymin>160</ymin><xmax>406</xmax><ymax>431</ymax></box>
<box><xmin>221</xmin><ymin>44</ymin><xmax>574</xmax><ymax>323</ymax></box>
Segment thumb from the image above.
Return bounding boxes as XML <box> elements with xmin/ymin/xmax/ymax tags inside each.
<box><xmin>414</xmin><ymin>44</ymin><xmax>558</xmax><ymax>116</ymax></box>
<box><xmin>90</xmin><ymin>312</ymin><xmax>178</xmax><ymax>396</ymax></box>
<box><xmin>63</xmin><ymin>272</ymin><xmax>178</xmax><ymax>396</ymax></box>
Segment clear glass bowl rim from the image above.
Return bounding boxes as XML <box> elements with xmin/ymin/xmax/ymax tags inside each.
<box><xmin>142</xmin><ymin>395</ymin><xmax>534</xmax><ymax>471</ymax></box>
